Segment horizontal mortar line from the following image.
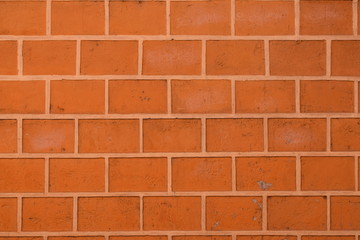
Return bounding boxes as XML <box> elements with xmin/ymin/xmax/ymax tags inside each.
<box><xmin>1</xmin><ymin>35</ymin><xmax>360</xmax><ymax>41</ymax></box>
<box><xmin>0</xmin><ymin>231</ymin><xmax>359</xmax><ymax>236</ymax></box>
<box><xmin>0</xmin><ymin>75</ymin><xmax>360</xmax><ymax>81</ymax></box>
<box><xmin>1</xmin><ymin>113</ymin><xmax>360</xmax><ymax>119</ymax></box>
<box><xmin>1</xmin><ymin>191</ymin><xmax>360</xmax><ymax>197</ymax></box>
<box><xmin>0</xmin><ymin>152</ymin><xmax>359</xmax><ymax>158</ymax></box>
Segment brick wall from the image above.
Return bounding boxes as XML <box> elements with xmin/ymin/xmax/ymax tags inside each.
<box><xmin>0</xmin><ymin>0</ymin><xmax>360</xmax><ymax>239</ymax></box>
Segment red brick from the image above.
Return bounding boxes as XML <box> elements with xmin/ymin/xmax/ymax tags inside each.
<box><xmin>236</xmin><ymin>157</ymin><xmax>296</xmax><ymax>191</ymax></box>
<box><xmin>0</xmin><ymin>238</ymin><xmax>43</xmax><ymax>240</ymax></box>
<box><xmin>143</xmin><ymin>197</ymin><xmax>201</xmax><ymax>230</ymax></box>
<box><xmin>49</xmin><ymin>237</ymin><xmax>104</xmax><ymax>240</ymax></box>
<box><xmin>110</xmin><ymin>1</ymin><xmax>166</xmax><ymax>35</ymax></box>
<box><xmin>81</xmin><ymin>40</ymin><xmax>138</xmax><ymax>75</ymax></box>
<box><xmin>236</xmin><ymin>80</ymin><xmax>295</xmax><ymax>113</ymax></box>
<box><xmin>331</xmin><ymin>196</ymin><xmax>360</xmax><ymax>230</ymax></box>
<box><xmin>0</xmin><ymin>198</ymin><xmax>17</xmax><ymax>232</ymax></box>
<box><xmin>206</xmin><ymin>40</ymin><xmax>265</xmax><ymax>75</ymax></box>
<box><xmin>174</xmin><ymin>237</ymin><xmax>231</xmax><ymax>240</ymax></box>
<box><xmin>331</xmin><ymin>118</ymin><xmax>360</xmax><ymax>151</ymax></box>
<box><xmin>143</xmin><ymin>41</ymin><xmax>202</xmax><ymax>75</ymax></box>
<box><xmin>302</xmin><ymin>237</ymin><xmax>355</xmax><ymax>240</ymax></box>
<box><xmin>109</xmin><ymin>80</ymin><xmax>167</xmax><ymax>114</ymax></box>
<box><xmin>22</xmin><ymin>120</ymin><xmax>75</xmax><ymax>153</ymax></box>
<box><xmin>268</xmin><ymin>196</ymin><xmax>327</xmax><ymax>230</ymax></box>
<box><xmin>111</xmin><ymin>237</ymin><xmax>166</xmax><ymax>240</ymax></box>
<box><xmin>52</xmin><ymin>1</ymin><xmax>104</xmax><ymax>35</ymax></box>
<box><xmin>0</xmin><ymin>158</ymin><xmax>44</xmax><ymax>193</ymax></box>
<box><xmin>237</xmin><ymin>237</ymin><xmax>297</xmax><ymax>240</ymax></box>
<box><xmin>143</xmin><ymin>119</ymin><xmax>201</xmax><ymax>152</ymax></box>
<box><xmin>172</xmin><ymin>80</ymin><xmax>231</xmax><ymax>113</ymax></box>
<box><xmin>23</xmin><ymin>40</ymin><xmax>76</xmax><ymax>75</ymax></box>
<box><xmin>0</xmin><ymin>1</ymin><xmax>46</xmax><ymax>35</ymax></box>
<box><xmin>301</xmin><ymin>156</ymin><xmax>355</xmax><ymax>191</ymax></box>
<box><xmin>300</xmin><ymin>0</ymin><xmax>353</xmax><ymax>35</ymax></box>
<box><xmin>172</xmin><ymin>157</ymin><xmax>232</xmax><ymax>191</ymax></box>
<box><xmin>0</xmin><ymin>41</ymin><xmax>17</xmax><ymax>75</ymax></box>
<box><xmin>206</xmin><ymin>118</ymin><xmax>264</xmax><ymax>152</ymax></box>
<box><xmin>235</xmin><ymin>0</ymin><xmax>294</xmax><ymax>35</ymax></box>
<box><xmin>300</xmin><ymin>80</ymin><xmax>354</xmax><ymax>113</ymax></box>
<box><xmin>109</xmin><ymin>158</ymin><xmax>167</xmax><ymax>192</ymax></box>
<box><xmin>268</xmin><ymin>118</ymin><xmax>327</xmax><ymax>152</ymax></box>
<box><xmin>270</xmin><ymin>40</ymin><xmax>326</xmax><ymax>76</ymax></box>
<box><xmin>206</xmin><ymin>197</ymin><xmax>262</xmax><ymax>230</ymax></box>
<box><xmin>22</xmin><ymin>197</ymin><xmax>73</xmax><ymax>232</ymax></box>
<box><xmin>0</xmin><ymin>81</ymin><xmax>45</xmax><ymax>114</ymax></box>
<box><xmin>78</xmin><ymin>197</ymin><xmax>140</xmax><ymax>231</ymax></box>
<box><xmin>0</xmin><ymin>120</ymin><xmax>17</xmax><ymax>153</ymax></box>
<box><xmin>50</xmin><ymin>80</ymin><xmax>105</xmax><ymax>114</ymax></box>
<box><xmin>78</xmin><ymin>119</ymin><xmax>139</xmax><ymax>153</ymax></box>
<box><xmin>49</xmin><ymin>158</ymin><xmax>105</xmax><ymax>192</ymax></box>
<box><xmin>170</xmin><ymin>0</ymin><xmax>231</xmax><ymax>35</ymax></box>
<box><xmin>332</xmin><ymin>41</ymin><xmax>360</xmax><ymax>76</ymax></box>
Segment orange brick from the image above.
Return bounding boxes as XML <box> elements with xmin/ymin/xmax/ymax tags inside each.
<box><xmin>49</xmin><ymin>237</ymin><xmax>104</xmax><ymax>240</ymax></box>
<box><xmin>23</xmin><ymin>40</ymin><xmax>76</xmax><ymax>75</ymax></box>
<box><xmin>235</xmin><ymin>80</ymin><xmax>295</xmax><ymax>113</ymax></box>
<box><xmin>302</xmin><ymin>237</ymin><xmax>355</xmax><ymax>240</ymax></box>
<box><xmin>52</xmin><ymin>1</ymin><xmax>104</xmax><ymax>35</ymax></box>
<box><xmin>172</xmin><ymin>157</ymin><xmax>232</xmax><ymax>191</ymax></box>
<box><xmin>143</xmin><ymin>197</ymin><xmax>201</xmax><ymax>230</ymax></box>
<box><xmin>109</xmin><ymin>157</ymin><xmax>167</xmax><ymax>192</ymax></box>
<box><xmin>81</xmin><ymin>40</ymin><xmax>138</xmax><ymax>75</ymax></box>
<box><xmin>0</xmin><ymin>158</ymin><xmax>44</xmax><ymax>193</ymax></box>
<box><xmin>110</xmin><ymin>1</ymin><xmax>166</xmax><ymax>35</ymax></box>
<box><xmin>268</xmin><ymin>118</ymin><xmax>327</xmax><ymax>152</ymax></box>
<box><xmin>78</xmin><ymin>197</ymin><xmax>140</xmax><ymax>231</ymax></box>
<box><xmin>78</xmin><ymin>119</ymin><xmax>139</xmax><ymax>153</ymax></box>
<box><xmin>0</xmin><ymin>120</ymin><xmax>17</xmax><ymax>153</ymax></box>
<box><xmin>111</xmin><ymin>237</ymin><xmax>167</xmax><ymax>240</ymax></box>
<box><xmin>143</xmin><ymin>41</ymin><xmax>202</xmax><ymax>75</ymax></box>
<box><xmin>50</xmin><ymin>80</ymin><xmax>105</xmax><ymax>114</ymax></box>
<box><xmin>331</xmin><ymin>118</ymin><xmax>360</xmax><ymax>151</ymax></box>
<box><xmin>49</xmin><ymin>158</ymin><xmax>105</xmax><ymax>192</ymax></box>
<box><xmin>236</xmin><ymin>157</ymin><xmax>296</xmax><ymax>191</ymax></box>
<box><xmin>174</xmin><ymin>237</ymin><xmax>231</xmax><ymax>240</ymax></box>
<box><xmin>0</xmin><ymin>41</ymin><xmax>17</xmax><ymax>75</ymax></box>
<box><xmin>300</xmin><ymin>0</ymin><xmax>353</xmax><ymax>35</ymax></box>
<box><xmin>172</xmin><ymin>80</ymin><xmax>231</xmax><ymax>114</ymax></box>
<box><xmin>332</xmin><ymin>41</ymin><xmax>360</xmax><ymax>76</ymax></box>
<box><xmin>22</xmin><ymin>197</ymin><xmax>73</xmax><ymax>232</ymax></box>
<box><xmin>109</xmin><ymin>80</ymin><xmax>167</xmax><ymax>114</ymax></box>
<box><xmin>206</xmin><ymin>197</ymin><xmax>262</xmax><ymax>230</ymax></box>
<box><xmin>143</xmin><ymin>119</ymin><xmax>201</xmax><ymax>152</ymax></box>
<box><xmin>0</xmin><ymin>238</ymin><xmax>43</xmax><ymax>240</ymax></box>
<box><xmin>170</xmin><ymin>0</ymin><xmax>231</xmax><ymax>35</ymax></box>
<box><xmin>331</xmin><ymin>196</ymin><xmax>360</xmax><ymax>230</ymax></box>
<box><xmin>0</xmin><ymin>1</ymin><xmax>46</xmax><ymax>35</ymax></box>
<box><xmin>235</xmin><ymin>0</ymin><xmax>294</xmax><ymax>35</ymax></box>
<box><xmin>206</xmin><ymin>40</ymin><xmax>265</xmax><ymax>75</ymax></box>
<box><xmin>270</xmin><ymin>40</ymin><xmax>326</xmax><ymax>76</ymax></box>
<box><xmin>0</xmin><ymin>198</ymin><xmax>17</xmax><ymax>232</ymax></box>
<box><xmin>0</xmin><ymin>81</ymin><xmax>45</xmax><ymax>114</ymax></box>
<box><xmin>237</xmin><ymin>237</ymin><xmax>296</xmax><ymax>240</ymax></box>
<box><xmin>22</xmin><ymin>120</ymin><xmax>75</xmax><ymax>153</ymax></box>
<box><xmin>301</xmin><ymin>156</ymin><xmax>355</xmax><ymax>191</ymax></box>
<box><xmin>268</xmin><ymin>196</ymin><xmax>327</xmax><ymax>230</ymax></box>
<box><xmin>206</xmin><ymin>118</ymin><xmax>264</xmax><ymax>152</ymax></box>
<box><xmin>300</xmin><ymin>80</ymin><xmax>354</xmax><ymax>113</ymax></box>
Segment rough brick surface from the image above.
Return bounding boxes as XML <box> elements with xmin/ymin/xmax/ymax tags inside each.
<box><xmin>0</xmin><ymin>1</ymin><xmax>359</xmax><ymax>239</ymax></box>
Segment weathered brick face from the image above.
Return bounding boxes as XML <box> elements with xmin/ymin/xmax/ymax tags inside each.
<box><xmin>0</xmin><ymin>0</ymin><xmax>359</xmax><ymax>239</ymax></box>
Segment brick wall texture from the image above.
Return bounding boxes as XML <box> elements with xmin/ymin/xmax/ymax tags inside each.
<box><xmin>0</xmin><ymin>0</ymin><xmax>360</xmax><ymax>239</ymax></box>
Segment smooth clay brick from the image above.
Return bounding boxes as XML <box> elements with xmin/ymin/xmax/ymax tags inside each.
<box><xmin>0</xmin><ymin>41</ymin><xmax>17</xmax><ymax>75</ymax></box>
<box><xmin>0</xmin><ymin>120</ymin><xmax>17</xmax><ymax>153</ymax></box>
<box><xmin>0</xmin><ymin>198</ymin><xmax>17</xmax><ymax>232</ymax></box>
<box><xmin>267</xmin><ymin>196</ymin><xmax>327</xmax><ymax>230</ymax></box>
<box><xmin>170</xmin><ymin>0</ymin><xmax>231</xmax><ymax>35</ymax></box>
<box><xmin>235</xmin><ymin>0</ymin><xmax>294</xmax><ymax>35</ymax></box>
<box><xmin>332</xmin><ymin>41</ymin><xmax>360</xmax><ymax>76</ymax></box>
<box><xmin>331</xmin><ymin>118</ymin><xmax>360</xmax><ymax>151</ymax></box>
<box><xmin>331</xmin><ymin>196</ymin><xmax>360</xmax><ymax>230</ymax></box>
<box><xmin>143</xmin><ymin>197</ymin><xmax>201</xmax><ymax>230</ymax></box>
<box><xmin>109</xmin><ymin>157</ymin><xmax>168</xmax><ymax>192</ymax></box>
